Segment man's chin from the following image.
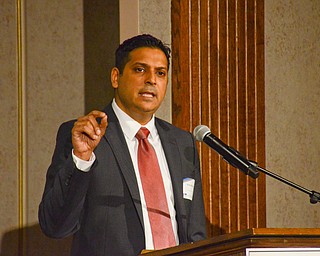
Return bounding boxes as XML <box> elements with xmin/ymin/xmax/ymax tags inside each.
<box><xmin>139</xmin><ymin>102</ymin><xmax>161</xmax><ymax>113</ymax></box>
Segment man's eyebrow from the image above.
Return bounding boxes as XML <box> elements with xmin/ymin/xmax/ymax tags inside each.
<box><xmin>156</xmin><ymin>66</ymin><xmax>168</xmax><ymax>70</ymax></box>
<box><xmin>132</xmin><ymin>62</ymin><xmax>148</xmax><ymax>67</ymax></box>
<box><xmin>132</xmin><ymin>62</ymin><xmax>168</xmax><ymax>70</ymax></box>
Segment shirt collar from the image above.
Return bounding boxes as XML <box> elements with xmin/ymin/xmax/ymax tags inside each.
<box><xmin>111</xmin><ymin>99</ymin><xmax>157</xmax><ymax>140</ymax></box>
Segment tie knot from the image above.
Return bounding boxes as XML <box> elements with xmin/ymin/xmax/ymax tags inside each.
<box><xmin>135</xmin><ymin>127</ymin><xmax>150</xmax><ymax>140</ymax></box>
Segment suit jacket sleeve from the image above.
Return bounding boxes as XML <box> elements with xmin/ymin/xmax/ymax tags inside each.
<box><xmin>38</xmin><ymin>120</ymin><xmax>93</xmax><ymax>238</ymax></box>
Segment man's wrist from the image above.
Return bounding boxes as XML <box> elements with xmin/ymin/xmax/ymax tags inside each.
<box><xmin>72</xmin><ymin>149</ymin><xmax>96</xmax><ymax>172</ymax></box>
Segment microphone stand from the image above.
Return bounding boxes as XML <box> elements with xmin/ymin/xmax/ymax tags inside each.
<box><xmin>249</xmin><ymin>161</ymin><xmax>320</xmax><ymax>204</ymax></box>
<box><xmin>195</xmin><ymin>125</ymin><xmax>320</xmax><ymax>204</ymax></box>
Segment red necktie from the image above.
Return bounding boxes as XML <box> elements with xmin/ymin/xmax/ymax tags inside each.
<box><xmin>135</xmin><ymin>127</ymin><xmax>176</xmax><ymax>250</ymax></box>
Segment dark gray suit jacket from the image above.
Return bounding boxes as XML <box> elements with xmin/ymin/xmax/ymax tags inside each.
<box><xmin>38</xmin><ymin>103</ymin><xmax>206</xmax><ymax>256</ymax></box>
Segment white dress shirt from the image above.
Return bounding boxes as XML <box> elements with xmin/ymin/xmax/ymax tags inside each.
<box><xmin>72</xmin><ymin>99</ymin><xmax>178</xmax><ymax>249</ymax></box>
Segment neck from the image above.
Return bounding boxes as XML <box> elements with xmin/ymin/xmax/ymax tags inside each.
<box><xmin>113</xmin><ymin>99</ymin><xmax>154</xmax><ymax>125</ymax></box>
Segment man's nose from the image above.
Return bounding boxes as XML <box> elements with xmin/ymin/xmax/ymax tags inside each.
<box><xmin>145</xmin><ymin>71</ymin><xmax>157</xmax><ymax>85</ymax></box>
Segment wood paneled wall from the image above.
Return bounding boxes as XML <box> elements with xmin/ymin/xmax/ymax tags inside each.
<box><xmin>171</xmin><ymin>0</ymin><xmax>266</xmax><ymax>237</ymax></box>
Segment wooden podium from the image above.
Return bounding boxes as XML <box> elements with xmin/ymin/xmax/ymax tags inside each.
<box><xmin>143</xmin><ymin>228</ymin><xmax>320</xmax><ymax>255</ymax></box>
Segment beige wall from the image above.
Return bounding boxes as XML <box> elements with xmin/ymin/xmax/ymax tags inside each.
<box><xmin>0</xmin><ymin>1</ymin><xmax>19</xmax><ymax>253</ymax></box>
<box><xmin>265</xmin><ymin>0</ymin><xmax>320</xmax><ymax>227</ymax></box>
<box><xmin>26</xmin><ymin>0</ymin><xmax>85</xmax><ymax>225</ymax></box>
<box><xmin>1</xmin><ymin>0</ymin><xmax>84</xmax><ymax>254</ymax></box>
<box><xmin>1</xmin><ymin>0</ymin><xmax>320</xmax><ymax>253</ymax></box>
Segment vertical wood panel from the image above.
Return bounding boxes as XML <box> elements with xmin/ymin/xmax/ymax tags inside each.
<box><xmin>228</xmin><ymin>0</ymin><xmax>239</xmax><ymax>233</ymax></box>
<box><xmin>190</xmin><ymin>0</ymin><xmax>200</xmax><ymax>131</ymax></box>
<box><xmin>172</xmin><ymin>0</ymin><xmax>191</xmax><ymax>129</ymax></box>
<box><xmin>256</xmin><ymin>0</ymin><xmax>266</xmax><ymax>228</ymax></box>
<box><xmin>237</xmin><ymin>0</ymin><xmax>249</xmax><ymax>232</ymax></box>
<box><xmin>172</xmin><ymin>0</ymin><xmax>265</xmax><ymax>237</ymax></box>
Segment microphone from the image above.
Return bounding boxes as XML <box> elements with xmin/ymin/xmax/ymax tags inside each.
<box><xmin>193</xmin><ymin>125</ymin><xmax>259</xmax><ymax>179</ymax></box>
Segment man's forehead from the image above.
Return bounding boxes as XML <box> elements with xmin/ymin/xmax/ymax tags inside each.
<box><xmin>127</xmin><ymin>47</ymin><xmax>169</xmax><ymax>68</ymax></box>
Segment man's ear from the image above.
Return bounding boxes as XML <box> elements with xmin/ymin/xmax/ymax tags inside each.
<box><xmin>111</xmin><ymin>67</ymin><xmax>120</xmax><ymax>89</ymax></box>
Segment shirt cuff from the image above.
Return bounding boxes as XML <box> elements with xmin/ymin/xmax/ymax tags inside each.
<box><xmin>72</xmin><ymin>149</ymin><xmax>96</xmax><ymax>172</ymax></box>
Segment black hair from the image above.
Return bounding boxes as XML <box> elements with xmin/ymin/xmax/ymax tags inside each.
<box><xmin>115</xmin><ymin>34</ymin><xmax>171</xmax><ymax>74</ymax></box>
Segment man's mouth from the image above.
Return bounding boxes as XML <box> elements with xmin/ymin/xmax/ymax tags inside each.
<box><xmin>139</xmin><ymin>92</ymin><xmax>155</xmax><ymax>98</ymax></box>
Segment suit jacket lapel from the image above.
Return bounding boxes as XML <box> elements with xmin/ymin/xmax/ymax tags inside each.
<box><xmin>156</xmin><ymin>119</ymin><xmax>188</xmax><ymax>242</ymax></box>
<box><xmin>103</xmin><ymin>104</ymin><xmax>144</xmax><ymax>228</ymax></box>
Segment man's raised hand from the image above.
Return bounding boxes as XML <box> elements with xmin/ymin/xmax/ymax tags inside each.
<box><xmin>72</xmin><ymin>110</ymin><xmax>108</xmax><ymax>160</ymax></box>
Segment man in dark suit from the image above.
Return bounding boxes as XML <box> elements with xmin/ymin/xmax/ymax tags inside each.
<box><xmin>39</xmin><ymin>34</ymin><xmax>206</xmax><ymax>255</ymax></box>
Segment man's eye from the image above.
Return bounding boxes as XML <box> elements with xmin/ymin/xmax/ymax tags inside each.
<box><xmin>135</xmin><ymin>67</ymin><xmax>145</xmax><ymax>72</ymax></box>
<box><xmin>157</xmin><ymin>71</ymin><xmax>166</xmax><ymax>76</ymax></box>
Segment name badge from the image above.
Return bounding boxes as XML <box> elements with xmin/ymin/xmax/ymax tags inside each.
<box><xmin>183</xmin><ymin>178</ymin><xmax>195</xmax><ymax>201</ymax></box>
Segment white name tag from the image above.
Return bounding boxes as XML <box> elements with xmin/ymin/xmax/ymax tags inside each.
<box><xmin>183</xmin><ymin>178</ymin><xmax>195</xmax><ymax>200</ymax></box>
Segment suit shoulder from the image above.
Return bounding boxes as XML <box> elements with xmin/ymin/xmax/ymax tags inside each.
<box><xmin>155</xmin><ymin>118</ymin><xmax>192</xmax><ymax>136</ymax></box>
<box><xmin>54</xmin><ymin>119</ymin><xmax>77</xmax><ymax>141</ymax></box>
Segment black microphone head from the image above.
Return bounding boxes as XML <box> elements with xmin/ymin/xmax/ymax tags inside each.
<box><xmin>193</xmin><ymin>125</ymin><xmax>211</xmax><ymax>142</ymax></box>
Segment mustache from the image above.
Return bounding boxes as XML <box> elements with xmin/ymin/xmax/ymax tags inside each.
<box><xmin>139</xmin><ymin>86</ymin><xmax>157</xmax><ymax>96</ymax></box>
